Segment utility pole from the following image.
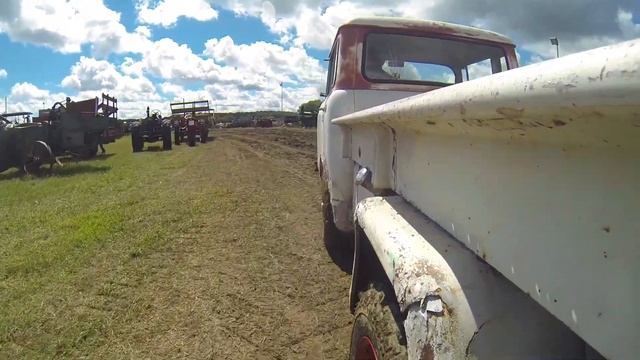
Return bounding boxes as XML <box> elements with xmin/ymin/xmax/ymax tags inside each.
<box><xmin>280</xmin><ymin>82</ymin><xmax>284</xmax><ymax>112</ymax></box>
<box><xmin>4</xmin><ymin>96</ymin><xmax>7</xmax><ymax>114</ymax></box>
<box><xmin>550</xmin><ymin>37</ymin><xmax>559</xmax><ymax>58</ymax></box>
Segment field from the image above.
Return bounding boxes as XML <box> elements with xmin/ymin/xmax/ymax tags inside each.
<box><xmin>0</xmin><ymin>128</ymin><xmax>352</xmax><ymax>359</ymax></box>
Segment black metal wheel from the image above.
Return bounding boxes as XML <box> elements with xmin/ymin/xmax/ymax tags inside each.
<box><xmin>23</xmin><ymin>141</ymin><xmax>56</xmax><ymax>174</ymax></box>
<box><xmin>162</xmin><ymin>126</ymin><xmax>172</xmax><ymax>150</ymax></box>
<box><xmin>174</xmin><ymin>127</ymin><xmax>181</xmax><ymax>145</ymax></box>
<box><xmin>187</xmin><ymin>130</ymin><xmax>196</xmax><ymax>147</ymax></box>
<box><xmin>131</xmin><ymin>127</ymin><xmax>143</xmax><ymax>152</ymax></box>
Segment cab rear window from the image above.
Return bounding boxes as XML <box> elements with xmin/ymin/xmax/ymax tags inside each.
<box><xmin>364</xmin><ymin>33</ymin><xmax>508</xmax><ymax>86</ymax></box>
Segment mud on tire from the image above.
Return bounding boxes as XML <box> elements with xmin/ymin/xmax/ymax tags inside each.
<box><xmin>350</xmin><ymin>287</ymin><xmax>407</xmax><ymax>360</ymax></box>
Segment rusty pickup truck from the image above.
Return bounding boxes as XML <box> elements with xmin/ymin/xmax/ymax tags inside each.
<box><xmin>318</xmin><ymin>17</ymin><xmax>639</xmax><ymax>360</ymax></box>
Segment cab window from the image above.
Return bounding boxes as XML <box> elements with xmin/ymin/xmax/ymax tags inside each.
<box><xmin>325</xmin><ymin>40</ymin><xmax>340</xmax><ymax>94</ymax></box>
<box><xmin>364</xmin><ymin>33</ymin><xmax>508</xmax><ymax>86</ymax></box>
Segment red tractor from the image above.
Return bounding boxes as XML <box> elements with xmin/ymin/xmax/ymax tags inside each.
<box><xmin>170</xmin><ymin>100</ymin><xmax>212</xmax><ymax>147</ymax></box>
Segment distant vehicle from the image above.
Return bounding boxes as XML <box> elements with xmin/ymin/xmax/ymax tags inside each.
<box><xmin>99</xmin><ymin>94</ymin><xmax>121</xmax><ymax>144</ymax></box>
<box><xmin>320</xmin><ymin>17</ymin><xmax>637</xmax><ymax>359</ymax></box>
<box><xmin>255</xmin><ymin>118</ymin><xmax>273</xmax><ymax>128</ymax></box>
<box><xmin>170</xmin><ymin>100</ymin><xmax>212</xmax><ymax>146</ymax></box>
<box><xmin>1</xmin><ymin>94</ymin><xmax>117</xmax><ymax>173</ymax></box>
<box><xmin>130</xmin><ymin>107</ymin><xmax>172</xmax><ymax>152</ymax></box>
<box><xmin>0</xmin><ymin>113</ymin><xmax>54</xmax><ymax>173</ymax></box>
<box><xmin>1</xmin><ymin>111</ymin><xmax>33</xmax><ymax>124</ymax></box>
<box><xmin>230</xmin><ymin>118</ymin><xmax>253</xmax><ymax>128</ymax></box>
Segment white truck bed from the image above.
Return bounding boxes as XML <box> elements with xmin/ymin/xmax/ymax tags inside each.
<box><xmin>335</xmin><ymin>39</ymin><xmax>640</xmax><ymax>359</ymax></box>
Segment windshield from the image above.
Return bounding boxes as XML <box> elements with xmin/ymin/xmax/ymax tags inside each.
<box><xmin>364</xmin><ymin>33</ymin><xmax>509</xmax><ymax>86</ymax></box>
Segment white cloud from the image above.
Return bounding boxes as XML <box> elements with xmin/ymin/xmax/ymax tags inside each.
<box><xmin>618</xmin><ymin>8</ymin><xmax>640</xmax><ymax>38</ymax></box>
<box><xmin>7</xmin><ymin>82</ymin><xmax>68</xmax><ymax>115</ymax></box>
<box><xmin>137</xmin><ymin>0</ymin><xmax>219</xmax><ymax>27</ymax></box>
<box><xmin>203</xmin><ymin>36</ymin><xmax>324</xmax><ymax>84</ymax></box>
<box><xmin>51</xmin><ymin>56</ymin><xmax>161</xmax><ymax>117</ymax></box>
<box><xmin>213</xmin><ymin>0</ymin><xmax>640</xmax><ymax>57</ymax></box>
<box><xmin>5</xmin><ymin>0</ymin><xmax>639</xmax><ymax>118</ymax></box>
<box><xmin>0</xmin><ymin>68</ymin><xmax>7</xmax><ymax>78</ymax></box>
<box><xmin>0</xmin><ymin>0</ymin><xmax>151</xmax><ymax>56</ymax></box>
<box><xmin>62</xmin><ymin>57</ymin><xmax>159</xmax><ymax>105</ymax></box>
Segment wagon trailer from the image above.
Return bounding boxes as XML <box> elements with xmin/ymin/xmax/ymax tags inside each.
<box><xmin>39</xmin><ymin>95</ymin><xmax>117</xmax><ymax>158</ymax></box>
<box><xmin>98</xmin><ymin>93</ymin><xmax>120</xmax><ymax>144</ymax></box>
<box><xmin>0</xmin><ymin>94</ymin><xmax>118</xmax><ymax>174</ymax></box>
<box><xmin>170</xmin><ymin>100</ymin><xmax>212</xmax><ymax>146</ymax></box>
<box><xmin>0</xmin><ymin>113</ymin><xmax>56</xmax><ymax>174</ymax></box>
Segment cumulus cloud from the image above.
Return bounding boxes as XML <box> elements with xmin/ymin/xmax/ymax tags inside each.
<box><xmin>0</xmin><ymin>0</ymin><xmax>151</xmax><ymax>56</ymax></box>
<box><xmin>214</xmin><ymin>0</ymin><xmax>640</xmax><ymax>57</ymax></box>
<box><xmin>7</xmin><ymin>82</ymin><xmax>68</xmax><ymax>114</ymax></box>
<box><xmin>55</xmin><ymin>56</ymin><xmax>162</xmax><ymax>117</ymax></box>
<box><xmin>55</xmin><ymin>35</ymin><xmax>325</xmax><ymax>116</ymax></box>
<box><xmin>137</xmin><ymin>0</ymin><xmax>219</xmax><ymax>27</ymax></box>
<box><xmin>4</xmin><ymin>0</ymin><xmax>639</xmax><ymax>117</ymax></box>
<box><xmin>61</xmin><ymin>57</ymin><xmax>158</xmax><ymax>104</ymax></box>
<box><xmin>0</xmin><ymin>68</ymin><xmax>7</xmax><ymax>78</ymax></box>
<box><xmin>617</xmin><ymin>8</ymin><xmax>640</xmax><ymax>38</ymax></box>
<box><xmin>203</xmin><ymin>36</ymin><xmax>324</xmax><ymax>84</ymax></box>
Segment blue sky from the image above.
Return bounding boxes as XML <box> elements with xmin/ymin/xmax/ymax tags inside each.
<box><xmin>0</xmin><ymin>0</ymin><xmax>637</xmax><ymax>117</ymax></box>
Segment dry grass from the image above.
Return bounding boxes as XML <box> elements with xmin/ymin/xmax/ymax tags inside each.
<box><xmin>0</xmin><ymin>128</ymin><xmax>352</xmax><ymax>359</ymax></box>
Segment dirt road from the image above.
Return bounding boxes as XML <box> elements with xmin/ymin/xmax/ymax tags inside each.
<box><xmin>101</xmin><ymin>128</ymin><xmax>352</xmax><ymax>359</ymax></box>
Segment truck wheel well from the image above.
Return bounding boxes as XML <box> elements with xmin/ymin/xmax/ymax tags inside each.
<box><xmin>350</xmin><ymin>224</ymin><xmax>404</xmax><ymax>330</ymax></box>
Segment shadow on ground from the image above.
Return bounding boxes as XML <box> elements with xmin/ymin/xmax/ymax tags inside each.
<box><xmin>59</xmin><ymin>153</ymin><xmax>115</xmax><ymax>164</ymax></box>
<box><xmin>325</xmin><ymin>240</ymin><xmax>353</xmax><ymax>274</ymax></box>
<box><xmin>0</xmin><ymin>164</ymin><xmax>110</xmax><ymax>181</ymax></box>
<box><xmin>144</xmin><ymin>146</ymin><xmax>165</xmax><ymax>152</ymax></box>
<box><xmin>53</xmin><ymin>164</ymin><xmax>110</xmax><ymax>177</ymax></box>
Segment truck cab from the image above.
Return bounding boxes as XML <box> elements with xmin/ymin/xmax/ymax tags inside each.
<box><xmin>318</xmin><ymin>17</ymin><xmax>518</xmax><ymax>240</ymax></box>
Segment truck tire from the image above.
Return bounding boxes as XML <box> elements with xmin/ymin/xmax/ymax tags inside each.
<box><xmin>350</xmin><ymin>287</ymin><xmax>407</xmax><ymax>360</ymax></box>
<box><xmin>174</xmin><ymin>127</ymin><xmax>181</xmax><ymax>145</ymax></box>
<box><xmin>187</xmin><ymin>131</ymin><xmax>196</xmax><ymax>147</ymax></box>
<box><xmin>131</xmin><ymin>128</ymin><xmax>143</xmax><ymax>152</ymax></box>
<box><xmin>83</xmin><ymin>133</ymin><xmax>99</xmax><ymax>158</ymax></box>
<box><xmin>162</xmin><ymin>127</ymin><xmax>172</xmax><ymax>150</ymax></box>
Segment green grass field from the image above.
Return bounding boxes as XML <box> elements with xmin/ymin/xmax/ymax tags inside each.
<box><xmin>0</xmin><ymin>129</ymin><xmax>352</xmax><ymax>359</ymax></box>
<box><xmin>0</xmin><ymin>138</ymin><xmax>214</xmax><ymax>357</ymax></box>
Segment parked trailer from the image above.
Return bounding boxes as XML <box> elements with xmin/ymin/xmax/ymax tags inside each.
<box><xmin>99</xmin><ymin>94</ymin><xmax>121</xmax><ymax>144</ymax></box>
<box><xmin>0</xmin><ymin>114</ymin><xmax>56</xmax><ymax>173</ymax></box>
<box><xmin>319</xmin><ymin>17</ymin><xmax>639</xmax><ymax>359</ymax></box>
<box><xmin>38</xmin><ymin>95</ymin><xmax>117</xmax><ymax>158</ymax></box>
<box><xmin>1</xmin><ymin>95</ymin><xmax>117</xmax><ymax>174</ymax></box>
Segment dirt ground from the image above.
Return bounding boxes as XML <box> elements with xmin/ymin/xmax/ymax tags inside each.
<box><xmin>118</xmin><ymin>128</ymin><xmax>353</xmax><ymax>359</ymax></box>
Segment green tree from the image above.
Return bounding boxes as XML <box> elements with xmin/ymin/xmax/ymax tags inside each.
<box><xmin>298</xmin><ymin>99</ymin><xmax>322</xmax><ymax>114</ymax></box>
